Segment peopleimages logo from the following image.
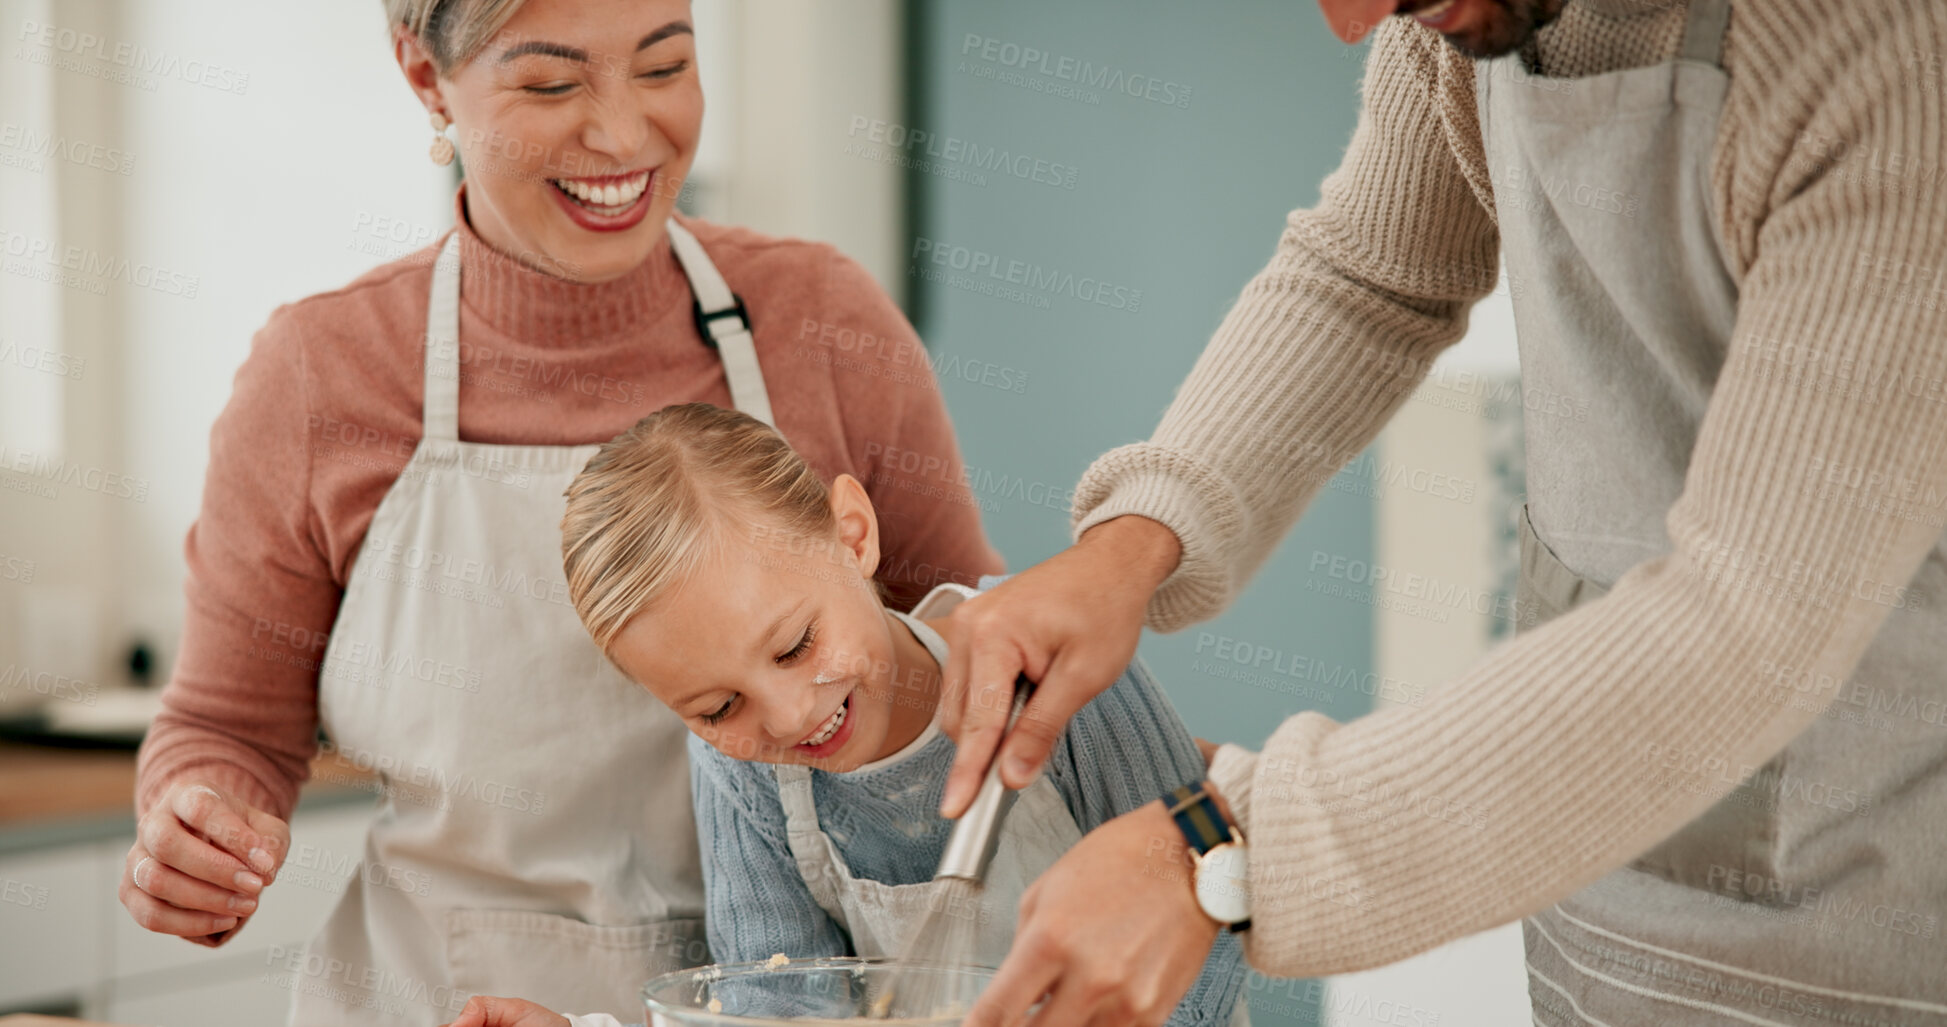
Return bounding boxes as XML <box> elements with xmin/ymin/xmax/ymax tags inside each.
<box><xmin>0</xmin><ymin>121</ymin><xmax>135</xmax><ymax>175</ymax></box>
<box><xmin>0</xmin><ymin>229</ymin><xmax>200</xmax><ymax>298</ymax></box>
<box><xmin>958</xmin><ymin>34</ymin><xmax>1193</xmax><ymax>109</ymax></box>
<box><xmin>845</xmin><ymin>116</ymin><xmax>1079</xmax><ymax>190</ymax></box>
<box><xmin>15</xmin><ymin>20</ymin><xmax>250</xmax><ymax>95</ymax></box>
<box><xmin>910</xmin><ymin>237</ymin><xmax>1141</xmax><ymax>312</ymax></box>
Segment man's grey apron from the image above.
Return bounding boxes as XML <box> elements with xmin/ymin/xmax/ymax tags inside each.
<box><xmin>299</xmin><ymin>222</ymin><xmax>772</xmax><ymax>1025</ymax></box>
<box><xmin>1482</xmin><ymin>1</ymin><xmax>1947</xmax><ymax>1023</ymax></box>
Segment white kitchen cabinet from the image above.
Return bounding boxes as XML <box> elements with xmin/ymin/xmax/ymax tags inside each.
<box><xmin>105</xmin><ymin>958</ymin><xmax>297</xmax><ymax>1027</ymax></box>
<box><xmin>0</xmin><ymin>798</ymin><xmax>374</xmax><ymax>1025</ymax></box>
<box><xmin>0</xmin><ymin>840</ymin><xmax>114</xmax><ymax>1011</ymax></box>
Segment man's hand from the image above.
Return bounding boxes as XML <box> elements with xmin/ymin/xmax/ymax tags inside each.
<box><xmin>119</xmin><ymin>779</ymin><xmax>289</xmax><ymax>946</ymax></box>
<box><xmin>443</xmin><ymin>995</ymin><xmax>570</xmax><ymax>1027</ymax></box>
<box><xmin>964</xmin><ymin>799</ymin><xmax>1223</xmax><ymax>1027</ymax></box>
<box><xmin>939</xmin><ymin>515</ymin><xmax>1181</xmax><ymax>817</ymax></box>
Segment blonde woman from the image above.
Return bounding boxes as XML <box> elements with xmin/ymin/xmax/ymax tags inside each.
<box><xmin>119</xmin><ymin>1</ymin><xmax>1000</xmax><ymax>1023</ymax></box>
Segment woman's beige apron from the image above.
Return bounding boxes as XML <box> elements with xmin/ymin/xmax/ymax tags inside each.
<box><xmin>1483</xmin><ymin>1</ymin><xmax>1947</xmax><ymax>1022</ymax></box>
<box><xmin>299</xmin><ymin>222</ymin><xmax>771</xmax><ymax>1025</ymax></box>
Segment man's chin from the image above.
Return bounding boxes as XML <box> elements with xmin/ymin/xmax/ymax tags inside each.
<box><xmin>1428</xmin><ymin>0</ymin><xmax>1566</xmax><ymax>60</ymax></box>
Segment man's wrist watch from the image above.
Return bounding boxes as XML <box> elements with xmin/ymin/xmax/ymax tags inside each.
<box><xmin>1163</xmin><ymin>782</ymin><xmax>1251</xmax><ymax>931</ymax></box>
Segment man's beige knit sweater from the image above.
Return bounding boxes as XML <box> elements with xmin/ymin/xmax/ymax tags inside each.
<box><xmin>1071</xmin><ymin>0</ymin><xmax>1947</xmax><ymax>976</ymax></box>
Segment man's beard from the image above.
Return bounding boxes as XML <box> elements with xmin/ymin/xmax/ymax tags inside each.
<box><xmin>1437</xmin><ymin>0</ymin><xmax>1568</xmax><ymax>59</ymax></box>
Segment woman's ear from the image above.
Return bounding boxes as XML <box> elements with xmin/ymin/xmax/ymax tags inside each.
<box><xmin>828</xmin><ymin>474</ymin><xmax>882</xmax><ymax>582</ymax></box>
<box><xmin>393</xmin><ymin>25</ymin><xmax>447</xmax><ymax>118</ymax></box>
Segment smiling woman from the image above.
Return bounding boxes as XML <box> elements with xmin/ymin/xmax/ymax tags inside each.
<box><xmin>123</xmin><ymin>0</ymin><xmax>1003</xmax><ymax>1023</ymax></box>
<box><xmin>391</xmin><ymin>0</ymin><xmax>705</xmax><ymax>279</ymax></box>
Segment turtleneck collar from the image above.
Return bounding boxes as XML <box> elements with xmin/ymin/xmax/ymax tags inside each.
<box><xmin>448</xmin><ymin>182</ymin><xmax>691</xmax><ymax>346</ymax></box>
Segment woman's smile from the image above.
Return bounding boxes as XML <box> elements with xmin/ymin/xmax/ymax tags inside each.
<box><xmin>547</xmin><ymin>168</ymin><xmax>658</xmax><ymax>232</ymax></box>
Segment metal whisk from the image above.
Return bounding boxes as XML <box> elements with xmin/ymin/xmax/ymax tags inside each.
<box><xmin>869</xmin><ymin>675</ymin><xmax>1035</xmax><ymax>1020</ymax></box>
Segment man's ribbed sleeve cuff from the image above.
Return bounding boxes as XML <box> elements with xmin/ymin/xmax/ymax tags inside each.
<box><xmin>1070</xmin><ymin>443</ymin><xmax>1245</xmax><ymax>633</ymax></box>
<box><xmin>1207</xmin><ymin>743</ymin><xmax>1259</xmax><ymax>837</ymax></box>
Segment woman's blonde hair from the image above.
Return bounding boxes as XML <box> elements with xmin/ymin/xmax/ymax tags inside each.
<box><xmin>562</xmin><ymin>404</ymin><xmax>839</xmax><ymax>651</ymax></box>
<box><xmin>383</xmin><ymin>0</ymin><xmax>530</xmax><ymax>72</ymax></box>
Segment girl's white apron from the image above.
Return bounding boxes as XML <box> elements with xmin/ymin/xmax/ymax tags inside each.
<box><xmin>774</xmin><ymin>585</ymin><xmax>1250</xmax><ymax>1026</ymax></box>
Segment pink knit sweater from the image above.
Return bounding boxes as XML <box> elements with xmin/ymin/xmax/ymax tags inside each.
<box><xmin>137</xmin><ymin>187</ymin><xmax>1004</xmax><ymax>820</ymax></box>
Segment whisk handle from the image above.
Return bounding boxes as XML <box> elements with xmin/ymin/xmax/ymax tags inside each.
<box><xmin>937</xmin><ymin>674</ymin><xmax>1034</xmax><ymax>881</ymax></box>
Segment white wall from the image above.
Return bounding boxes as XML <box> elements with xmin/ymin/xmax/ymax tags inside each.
<box><xmin>1328</xmin><ymin>271</ymin><xmax>1530</xmax><ymax>1026</ymax></box>
<box><xmin>114</xmin><ymin>1</ymin><xmax>455</xmax><ymax>676</ymax></box>
<box><xmin>696</xmin><ymin>0</ymin><xmax>906</xmax><ymax>295</ymax></box>
<box><xmin>2</xmin><ymin>0</ymin><xmax>903</xmax><ymax>690</ymax></box>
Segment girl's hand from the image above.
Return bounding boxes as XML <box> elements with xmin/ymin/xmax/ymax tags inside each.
<box><xmin>119</xmin><ymin>779</ymin><xmax>289</xmax><ymax>946</ymax></box>
<box><xmin>443</xmin><ymin>995</ymin><xmax>571</xmax><ymax>1027</ymax></box>
<box><xmin>1193</xmin><ymin>737</ymin><xmax>1220</xmax><ymax>768</ymax></box>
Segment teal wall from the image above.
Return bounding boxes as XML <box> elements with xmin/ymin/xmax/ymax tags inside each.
<box><xmin>903</xmin><ymin>3</ymin><xmax>1375</xmax><ymax>1022</ymax></box>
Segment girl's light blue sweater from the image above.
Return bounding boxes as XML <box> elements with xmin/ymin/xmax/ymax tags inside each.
<box><xmin>690</xmin><ymin>621</ymin><xmax>1247</xmax><ymax>1025</ymax></box>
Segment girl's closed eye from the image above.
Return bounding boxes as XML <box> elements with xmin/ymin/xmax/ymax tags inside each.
<box><xmin>777</xmin><ymin>622</ymin><xmax>817</xmax><ymax>665</ymax></box>
<box><xmin>700</xmin><ymin>697</ymin><xmax>735</xmax><ymax>725</ymax></box>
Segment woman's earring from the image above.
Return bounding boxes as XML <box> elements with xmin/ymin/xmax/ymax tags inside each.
<box><xmin>428</xmin><ymin>111</ymin><xmax>456</xmax><ymax>167</ymax></box>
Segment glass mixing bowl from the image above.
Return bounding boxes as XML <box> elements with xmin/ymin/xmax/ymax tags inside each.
<box><xmin>642</xmin><ymin>956</ymin><xmax>995</xmax><ymax>1026</ymax></box>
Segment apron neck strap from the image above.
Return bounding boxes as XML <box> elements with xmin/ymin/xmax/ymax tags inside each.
<box><xmin>667</xmin><ymin>220</ymin><xmax>775</xmax><ymax>427</ymax></box>
<box><xmin>1678</xmin><ymin>0</ymin><xmax>1730</xmax><ymax>68</ymax></box>
<box><xmin>422</xmin><ymin>234</ymin><xmax>463</xmax><ymax>442</ymax></box>
<box><xmin>416</xmin><ymin>221</ymin><xmax>777</xmax><ymax>443</ymax></box>
<box><xmin>774</xmin><ymin>762</ymin><xmax>820</xmax><ymax>829</ymax></box>
<box><xmin>769</xmin><ymin>763</ymin><xmax>855</xmax><ymax>922</ymax></box>
<box><xmin>888</xmin><ymin>609</ymin><xmax>951</xmax><ymax>668</ymax></box>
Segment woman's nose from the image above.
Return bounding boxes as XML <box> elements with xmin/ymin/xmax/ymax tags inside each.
<box><xmin>579</xmin><ymin>94</ymin><xmax>656</xmax><ymax>165</ymax></box>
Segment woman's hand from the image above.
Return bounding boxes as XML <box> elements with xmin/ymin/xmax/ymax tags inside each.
<box><xmin>1194</xmin><ymin>737</ymin><xmax>1220</xmax><ymax>768</ymax></box>
<box><xmin>119</xmin><ymin>779</ymin><xmax>288</xmax><ymax>946</ymax></box>
<box><xmin>965</xmin><ymin>800</ymin><xmax>1223</xmax><ymax>1027</ymax></box>
<box><xmin>939</xmin><ymin>515</ymin><xmax>1181</xmax><ymax>817</ymax></box>
<box><xmin>443</xmin><ymin>996</ymin><xmax>570</xmax><ymax>1027</ymax></box>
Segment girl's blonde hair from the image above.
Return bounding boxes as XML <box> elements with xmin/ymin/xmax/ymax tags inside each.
<box><xmin>562</xmin><ymin>404</ymin><xmax>838</xmax><ymax>651</ymax></box>
<box><xmin>383</xmin><ymin>0</ymin><xmax>529</xmax><ymax>72</ymax></box>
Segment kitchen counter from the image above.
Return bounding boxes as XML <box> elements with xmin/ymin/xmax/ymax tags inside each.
<box><xmin>0</xmin><ymin>741</ymin><xmax>379</xmax><ymax>856</ymax></box>
<box><xmin>0</xmin><ymin>1017</ymin><xmax>120</xmax><ymax>1026</ymax></box>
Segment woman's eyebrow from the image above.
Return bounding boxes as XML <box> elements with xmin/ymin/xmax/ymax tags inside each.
<box><xmin>496</xmin><ymin>22</ymin><xmax>694</xmax><ymax>64</ymax></box>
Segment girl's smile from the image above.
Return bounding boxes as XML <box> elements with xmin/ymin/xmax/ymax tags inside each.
<box><xmin>795</xmin><ymin>691</ymin><xmax>856</xmax><ymax>758</ymax></box>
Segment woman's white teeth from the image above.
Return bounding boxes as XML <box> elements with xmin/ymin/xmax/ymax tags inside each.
<box><xmin>551</xmin><ymin>171</ymin><xmax>651</xmax><ymax>212</ymax></box>
<box><xmin>800</xmin><ymin>699</ymin><xmax>847</xmax><ymax>747</ymax></box>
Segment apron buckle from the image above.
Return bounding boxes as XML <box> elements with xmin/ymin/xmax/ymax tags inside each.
<box><xmin>693</xmin><ymin>294</ymin><xmax>751</xmax><ymax>349</ymax></box>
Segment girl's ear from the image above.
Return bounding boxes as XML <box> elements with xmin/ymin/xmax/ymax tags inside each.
<box><xmin>828</xmin><ymin>474</ymin><xmax>881</xmax><ymax>581</ymax></box>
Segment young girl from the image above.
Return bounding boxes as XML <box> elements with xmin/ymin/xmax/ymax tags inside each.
<box><xmin>447</xmin><ymin>403</ymin><xmax>1247</xmax><ymax>1027</ymax></box>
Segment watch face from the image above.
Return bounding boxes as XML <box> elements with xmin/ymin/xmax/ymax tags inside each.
<box><xmin>1195</xmin><ymin>843</ymin><xmax>1251</xmax><ymax>925</ymax></box>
